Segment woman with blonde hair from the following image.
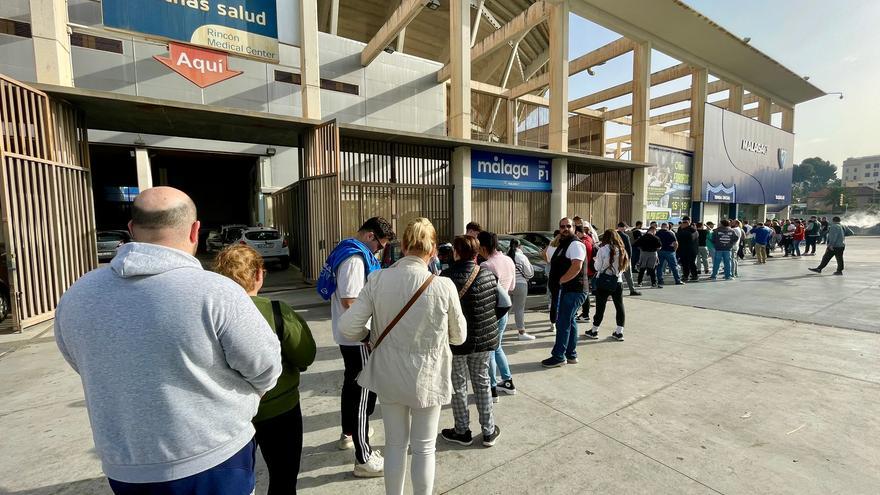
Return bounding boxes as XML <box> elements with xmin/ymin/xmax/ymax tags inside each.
<box><xmin>339</xmin><ymin>218</ymin><xmax>466</xmax><ymax>495</ymax></box>
<box><xmin>214</xmin><ymin>245</ymin><xmax>317</xmax><ymax>495</ymax></box>
<box><xmin>585</xmin><ymin>229</ymin><xmax>629</xmax><ymax>342</ymax></box>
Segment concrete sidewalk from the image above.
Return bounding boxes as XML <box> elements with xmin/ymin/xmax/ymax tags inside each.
<box><xmin>0</xmin><ymin>241</ymin><xmax>878</xmax><ymax>494</ymax></box>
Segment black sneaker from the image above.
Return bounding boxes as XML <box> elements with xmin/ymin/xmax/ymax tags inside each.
<box><xmin>441</xmin><ymin>428</ymin><xmax>473</xmax><ymax>446</ymax></box>
<box><xmin>498</xmin><ymin>379</ymin><xmax>516</xmax><ymax>395</ymax></box>
<box><xmin>833</xmin><ymin>271</ymin><xmax>843</xmax><ymax>276</ymax></box>
<box><xmin>491</xmin><ymin>387</ymin><xmax>499</xmax><ymax>403</ymax></box>
<box><xmin>541</xmin><ymin>357</ymin><xmax>566</xmax><ymax>368</ymax></box>
<box><xmin>566</xmin><ymin>356</ymin><xmax>578</xmax><ymax>364</ymax></box>
<box><xmin>482</xmin><ymin>425</ymin><xmax>501</xmax><ymax>447</ymax></box>
<box><xmin>611</xmin><ymin>332</ymin><xmax>624</xmax><ymax>342</ymax></box>
<box><xmin>629</xmin><ymin>290</ymin><xmax>642</xmax><ymax>296</ymax></box>
<box><xmin>584</xmin><ymin>330</ymin><xmax>599</xmax><ymax>340</ymax></box>
<box><xmin>808</xmin><ymin>268</ymin><xmax>821</xmax><ymax>274</ymax></box>
<box><xmin>576</xmin><ymin>314</ymin><xmax>590</xmax><ymax>322</ymax></box>
<box><xmin>675</xmin><ymin>281</ymin><xmax>685</xmax><ymax>285</ymax></box>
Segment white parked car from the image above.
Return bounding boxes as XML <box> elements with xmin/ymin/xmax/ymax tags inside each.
<box><xmin>233</xmin><ymin>227</ymin><xmax>290</xmax><ymax>268</ymax></box>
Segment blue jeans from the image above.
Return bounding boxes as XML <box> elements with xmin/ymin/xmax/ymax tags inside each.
<box><xmin>656</xmin><ymin>251</ymin><xmax>681</xmax><ymax>284</ymax></box>
<box><xmin>551</xmin><ymin>291</ymin><xmax>588</xmax><ymax>361</ymax></box>
<box><xmin>792</xmin><ymin>239</ymin><xmax>802</xmax><ymax>256</ymax></box>
<box><xmin>109</xmin><ymin>439</ymin><xmax>256</xmax><ymax>495</ymax></box>
<box><xmin>489</xmin><ymin>313</ymin><xmax>511</xmax><ymax>386</ymax></box>
<box><xmin>711</xmin><ymin>250</ymin><xmax>732</xmax><ymax>279</ymax></box>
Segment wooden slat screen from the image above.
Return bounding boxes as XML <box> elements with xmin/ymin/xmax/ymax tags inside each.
<box><xmin>566</xmin><ymin>163</ymin><xmax>635</xmax><ymax>230</ymax></box>
<box><xmin>471</xmin><ymin>188</ymin><xmax>551</xmax><ymax>234</ymax></box>
<box><xmin>0</xmin><ymin>74</ymin><xmax>96</xmax><ymax>331</ymax></box>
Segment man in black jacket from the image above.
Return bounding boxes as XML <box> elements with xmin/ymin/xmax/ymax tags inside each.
<box><xmin>439</xmin><ymin>235</ymin><xmax>502</xmax><ymax>447</ymax></box>
<box><xmin>542</xmin><ymin>217</ymin><xmax>588</xmax><ymax>369</ymax></box>
<box><xmin>676</xmin><ymin>217</ymin><xmax>700</xmax><ymax>281</ymax></box>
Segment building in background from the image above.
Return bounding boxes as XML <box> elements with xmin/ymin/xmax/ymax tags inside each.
<box><xmin>842</xmin><ymin>155</ymin><xmax>880</xmax><ymax>188</ymax></box>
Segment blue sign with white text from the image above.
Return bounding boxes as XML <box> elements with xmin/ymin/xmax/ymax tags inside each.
<box><xmin>471</xmin><ymin>150</ymin><xmax>552</xmax><ymax>191</ymax></box>
<box><xmin>102</xmin><ymin>0</ymin><xmax>279</xmax><ymax>62</ymax></box>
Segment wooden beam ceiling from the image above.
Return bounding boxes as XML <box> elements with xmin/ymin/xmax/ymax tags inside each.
<box><xmin>361</xmin><ymin>0</ymin><xmax>428</xmax><ymax>66</ymax></box>
<box><xmin>438</xmin><ymin>0</ymin><xmax>550</xmax><ymax>82</ymax></box>
<box><xmin>568</xmin><ymin>62</ymin><xmax>691</xmax><ymax>112</ymax></box>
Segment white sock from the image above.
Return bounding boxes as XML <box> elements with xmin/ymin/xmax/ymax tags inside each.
<box><xmin>615</xmin><ymin>326</ymin><xmax>624</xmax><ymax>334</ymax></box>
<box><xmin>591</xmin><ymin>326</ymin><xmax>599</xmax><ymax>333</ymax></box>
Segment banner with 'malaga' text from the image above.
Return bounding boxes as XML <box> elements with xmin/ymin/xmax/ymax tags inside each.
<box><xmin>102</xmin><ymin>0</ymin><xmax>279</xmax><ymax>62</ymax></box>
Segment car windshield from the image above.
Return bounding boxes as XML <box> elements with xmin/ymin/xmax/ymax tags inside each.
<box><xmin>498</xmin><ymin>237</ymin><xmax>541</xmax><ymax>255</ymax></box>
<box><xmin>97</xmin><ymin>232</ymin><xmax>126</xmax><ymax>242</ymax></box>
<box><xmin>245</xmin><ymin>230</ymin><xmax>281</xmax><ymax>241</ymax></box>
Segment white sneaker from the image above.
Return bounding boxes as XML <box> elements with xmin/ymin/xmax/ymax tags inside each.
<box><xmin>338</xmin><ymin>426</ymin><xmax>375</xmax><ymax>450</ymax></box>
<box><xmin>518</xmin><ymin>332</ymin><xmax>536</xmax><ymax>341</ymax></box>
<box><xmin>353</xmin><ymin>450</ymin><xmax>384</xmax><ymax>478</ymax></box>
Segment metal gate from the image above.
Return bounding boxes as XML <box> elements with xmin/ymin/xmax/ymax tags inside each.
<box><xmin>0</xmin><ymin>75</ymin><xmax>97</xmax><ymax>331</ymax></box>
<box><xmin>471</xmin><ymin>189</ymin><xmax>551</xmax><ymax>233</ymax></box>
<box><xmin>273</xmin><ymin>120</ymin><xmax>341</xmax><ymax>281</ymax></box>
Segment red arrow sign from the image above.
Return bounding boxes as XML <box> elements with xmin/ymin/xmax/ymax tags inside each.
<box><xmin>154</xmin><ymin>43</ymin><xmax>243</xmax><ymax>88</ymax></box>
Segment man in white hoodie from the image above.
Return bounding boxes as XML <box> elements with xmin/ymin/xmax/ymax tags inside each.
<box><xmin>55</xmin><ymin>187</ymin><xmax>282</xmax><ymax>495</ymax></box>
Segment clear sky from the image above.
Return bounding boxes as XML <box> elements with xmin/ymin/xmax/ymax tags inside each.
<box><xmin>567</xmin><ymin>0</ymin><xmax>880</xmax><ymax>171</ymax></box>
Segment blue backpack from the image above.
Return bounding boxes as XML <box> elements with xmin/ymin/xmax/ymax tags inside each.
<box><xmin>316</xmin><ymin>239</ymin><xmax>381</xmax><ymax>300</ymax></box>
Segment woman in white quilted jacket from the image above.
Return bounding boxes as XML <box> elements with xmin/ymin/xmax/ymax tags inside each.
<box><xmin>339</xmin><ymin>217</ymin><xmax>467</xmax><ymax>495</ymax></box>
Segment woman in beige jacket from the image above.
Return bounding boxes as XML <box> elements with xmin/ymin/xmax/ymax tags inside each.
<box><xmin>339</xmin><ymin>217</ymin><xmax>466</xmax><ymax>495</ymax></box>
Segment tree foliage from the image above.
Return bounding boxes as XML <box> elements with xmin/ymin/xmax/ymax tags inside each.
<box><xmin>792</xmin><ymin>157</ymin><xmax>838</xmax><ymax>202</ymax></box>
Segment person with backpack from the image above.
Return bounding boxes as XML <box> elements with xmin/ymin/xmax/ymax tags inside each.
<box><xmin>338</xmin><ymin>218</ymin><xmax>466</xmax><ymax>495</ymax></box>
<box><xmin>439</xmin><ymin>235</ymin><xmax>503</xmax><ymax>448</ymax></box>
<box><xmin>215</xmin><ymin>245</ymin><xmax>316</xmax><ymax>494</ymax></box>
<box><xmin>317</xmin><ymin>216</ymin><xmax>395</xmax><ymax>478</ymax></box>
<box><xmin>507</xmin><ymin>238</ymin><xmax>536</xmax><ymax>340</ymax></box>
<box><xmin>585</xmin><ymin>230</ymin><xmax>630</xmax><ymax>341</ymax></box>
<box><xmin>709</xmin><ymin>219</ymin><xmax>739</xmax><ymax>280</ymax></box>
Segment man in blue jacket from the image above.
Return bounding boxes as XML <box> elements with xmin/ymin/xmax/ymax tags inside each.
<box><xmin>752</xmin><ymin>222</ymin><xmax>773</xmax><ymax>264</ymax></box>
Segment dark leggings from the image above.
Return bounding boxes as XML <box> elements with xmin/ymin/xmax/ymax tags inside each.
<box><xmin>548</xmin><ymin>286</ymin><xmax>560</xmax><ymax>323</ymax></box>
<box><xmin>254</xmin><ymin>404</ymin><xmax>303</xmax><ymax>495</ymax></box>
<box><xmin>592</xmin><ymin>282</ymin><xmax>625</xmax><ymax>328</ymax></box>
<box><xmin>637</xmin><ymin>266</ymin><xmax>657</xmax><ymax>285</ymax></box>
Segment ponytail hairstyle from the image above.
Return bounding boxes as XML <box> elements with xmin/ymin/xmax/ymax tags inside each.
<box><xmin>600</xmin><ymin>229</ymin><xmax>630</xmax><ymax>272</ymax></box>
<box><xmin>507</xmin><ymin>238</ymin><xmax>520</xmax><ymax>261</ymax></box>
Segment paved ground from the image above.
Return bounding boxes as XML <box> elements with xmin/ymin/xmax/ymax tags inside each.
<box><xmin>0</xmin><ymin>238</ymin><xmax>878</xmax><ymax>494</ymax></box>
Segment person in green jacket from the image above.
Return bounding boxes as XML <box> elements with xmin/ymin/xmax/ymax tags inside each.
<box><xmin>215</xmin><ymin>244</ymin><xmax>317</xmax><ymax>495</ymax></box>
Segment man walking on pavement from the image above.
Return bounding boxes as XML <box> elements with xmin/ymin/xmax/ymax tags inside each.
<box><xmin>809</xmin><ymin>216</ymin><xmax>848</xmax><ymax>275</ymax></box>
<box><xmin>542</xmin><ymin>217</ymin><xmax>588</xmax><ymax>368</ymax></box>
<box><xmin>616</xmin><ymin>222</ymin><xmax>642</xmax><ymax>295</ymax></box>
<box><xmin>656</xmin><ymin>223</ymin><xmax>684</xmax><ymax>286</ymax></box>
<box><xmin>317</xmin><ymin>217</ymin><xmax>396</xmax><ymax>477</ymax></box>
<box><xmin>55</xmin><ymin>187</ymin><xmax>282</xmax><ymax>495</ymax></box>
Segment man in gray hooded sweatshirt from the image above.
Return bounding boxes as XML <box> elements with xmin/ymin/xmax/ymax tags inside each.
<box><xmin>55</xmin><ymin>187</ymin><xmax>282</xmax><ymax>494</ymax></box>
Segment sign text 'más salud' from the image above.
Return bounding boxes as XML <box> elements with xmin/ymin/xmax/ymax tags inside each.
<box><xmin>103</xmin><ymin>0</ymin><xmax>279</xmax><ymax>62</ymax></box>
<box><xmin>471</xmin><ymin>150</ymin><xmax>551</xmax><ymax>192</ymax></box>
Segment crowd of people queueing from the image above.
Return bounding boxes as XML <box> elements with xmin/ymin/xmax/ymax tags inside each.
<box><xmin>52</xmin><ymin>185</ymin><xmax>852</xmax><ymax>495</ymax></box>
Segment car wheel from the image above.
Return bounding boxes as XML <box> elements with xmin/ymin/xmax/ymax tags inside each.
<box><xmin>0</xmin><ymin>291</ymin><xmax>10</xmax><ymax>322</ymax></box>
<box><xmin>277</xmin><ymin>256</ymin><xmax>290</xmax><ymax>269</ymax></box>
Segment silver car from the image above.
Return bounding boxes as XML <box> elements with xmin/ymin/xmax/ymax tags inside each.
<box><xmin>97</xmin><ymin>230</ymin><xmax>131</xmax><ymax>262</ymax></box>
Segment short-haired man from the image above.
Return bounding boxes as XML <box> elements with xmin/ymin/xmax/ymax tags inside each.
<box><xmin>465</xmin><ymin>221</ymin><xmax>482</xmax><ymax>238</ymax></box>
<box><xmin>630</xmin><ymin>220</ymin><xmax>644</xmax><ymax>268</ymax></box>
<box><xmin>675</xmin><ymin>217</ymin><xmax>699</xmax><ymax>282</ymax></box>
<box><xmin>805</xmin><ymin>216</ymin><xmax>821</xmax><ymax>255</ymax></box>
<box><xmin>55</xmin><ymin>187</ymin><xmax>282</xmax><ymax>494</ymax></box>
<box><xmin>542</xmin><ymin>217</ymin><xmax>588</xmax><ymax>368</ymax></box>
<box><xmin>655</xmin><ymin>223</ymin><xmax>683</xmax><ymax>286</ymax></box>
<box><xmin>752</xmin><ymin>222</ymin><xmax>773</xmax><ymax>264</ymax></box>
<box><xmin>318</xmin><ymin>217</ymin><xmax>395</xmax><ymax>477</ymax></box>
<box><xmin>809</xmin><ymin>216</ymin><xmax>847</xmax><ymax>275</ymax></box>
<box><xmin>615</xmin><ymin>222</ymin><xmax>642</xmax><ymax>296</ymax></box>
<box><xmin>709</xmin><ymin>219</ymin><xmax>739</xmax><ymax>280</ymax></box>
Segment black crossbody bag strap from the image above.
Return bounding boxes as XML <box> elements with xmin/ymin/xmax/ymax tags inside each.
<box><xmin>271</xmin><ymin>300</ymin><xmax>284</xmax><ymax>340</ymax></box>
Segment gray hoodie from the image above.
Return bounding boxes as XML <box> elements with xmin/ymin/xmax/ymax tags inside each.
<box><xmin>55</xmin><ymin>242</ymin><xmax>281</xmax><ymax>483</ymax></box>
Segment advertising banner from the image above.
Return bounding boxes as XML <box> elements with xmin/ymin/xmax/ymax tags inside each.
<box><xmin>471</xmin><ymin>150</ymin><xmax>552</xmax><ymax>191</ymax></box>
<box><xmin>701</xmin><ymin>103</ymin><xmax>794</xmax><ymax>205</ymax></box>
<box><xmin>102</xmin><ymin>0</ymin><xmax>280</xmax><ymax>63</ymax></box>
<box><xmin>646</xmin><ymin>145</ymin><xmax>693</xmax><ymax>224</ymax></box>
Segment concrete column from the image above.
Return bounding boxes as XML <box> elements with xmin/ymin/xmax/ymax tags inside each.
<box><xmin>757</xmin><ymin>96</ymin><xmax>772</xmax><ymax>124</ymax></box>
<box><xmin>690</xmin><ymin>68</ymin><xmax>708</xmax><ymax>204</ymax></box>
<box><xmin>550</xmin><ymin>158</ymin><xmax>567</xmax><ymax>225</ymax></box>
<box><xmin>135</xmin><ymin>148</ymin><xmax>153</xmax><ymax>191</ymax></box>
<box><xmin>630</xmin><ymin>40</ymin><xmax>651</xmax><ymax>224</ymax></box>
<box><xmin>29</xmin><ymin>0</ymin><xmax>73</xmax><ymax>86</ymax></box>
<box><xmin>299</xmin><ymin>0</ymin><xmax>322</xmax><ymax>119</ymax></box>
<box><xmin>329</xmin><ymin>0</ymin><xmax>340</xmax><ymax>35</ymax></box>
<box><xmin>781</xmin><ymin>106</ymin><xmax>795</xmax><ymax>132</ymax></box>
<box><xmin>757</xmin><ymin>204</ymin><xmax>768</xmax><ymax>222</ymax></box>
<box><xmin>547</xmin><ymin>1</ymin><xmax>569</xmax><ymax>152</ymax></box>
<box><xmin>727</xmin><ymin>84</ymin><xmax>744</xmax><ymax>114</ymax></box>
<box><xmin>451</xmin><ymin>146</ymin><xmax>471</xmax><ymax>235</ymax></box>
<box><xmin>448</xmin><ymin>0</ymin><xmax>471</xmax><ymax>139</ymax></box>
